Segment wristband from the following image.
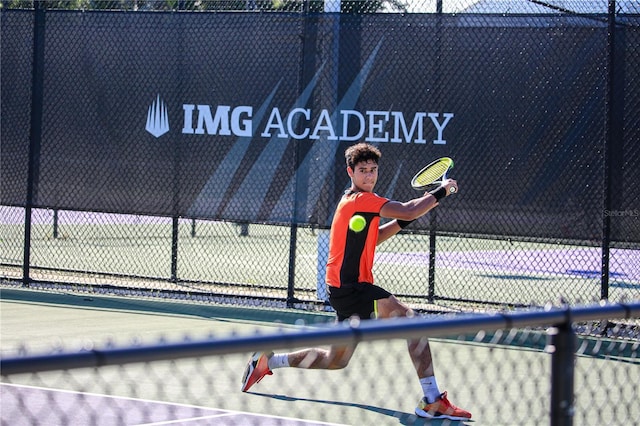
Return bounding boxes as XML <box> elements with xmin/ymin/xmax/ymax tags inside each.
<box><xmin>397</xmin><ymin>219</ymin><xmax>415</xmax><ymax>229</ymax></box>
<box><xmin>430</xmin><ymin>186</ymin><xmax>447</xmax><ymax>202</ymax></box>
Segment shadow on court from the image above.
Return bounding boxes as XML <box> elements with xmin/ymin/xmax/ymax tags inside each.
<box><xmin>249</xmin><ymin>391</ymin><xmax>473</xmax><ymax>425</ymax></box>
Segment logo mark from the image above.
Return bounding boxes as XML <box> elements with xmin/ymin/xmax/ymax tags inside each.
<box><xmin>146</xmin><ymin>95</ymin><xmax>169</xmax><ymax>138</ymax></box>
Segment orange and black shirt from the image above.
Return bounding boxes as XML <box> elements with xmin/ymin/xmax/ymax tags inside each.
<box><xmin>325</xmin><ymin>191</ymin><xmax>389</xmax><ymax>288</ymax></box>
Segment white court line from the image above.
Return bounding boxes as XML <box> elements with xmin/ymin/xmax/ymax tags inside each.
<box><xmin>139</xmin><ymin>410</ymin><xmax>348</xmax><ymax>426</ymax></box>
<box><xmin>1</xmin><ymin>383</ymin><xmax>348</xmax><ymax>426</ymax></box>
<box><xmin>137</xmin><ymin>412</ymin><xmax>240</xmax><ymax>426</ymax></box>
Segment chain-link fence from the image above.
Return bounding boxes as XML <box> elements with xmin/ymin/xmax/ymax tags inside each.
<box><xmin>1</xmin><ymin>1</ymin><xmax>639</xmax><ymax>312</ymax></box>
<box><xmin>2</xmin><ymin>301</ymin><xmax>639</xmax><ymax>425</ymax></box>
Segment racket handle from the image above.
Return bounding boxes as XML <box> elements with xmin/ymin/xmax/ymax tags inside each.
<box><xmin>442</xmin><ymin>171</ymin><xmax>456</xmax><ymax>194</ymax></box>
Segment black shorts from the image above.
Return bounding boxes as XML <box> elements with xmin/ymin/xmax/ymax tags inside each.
<box><xmin>328</xmin><ymin>282</ymin><xmax>392</xmax><ymax>322</ymax></box>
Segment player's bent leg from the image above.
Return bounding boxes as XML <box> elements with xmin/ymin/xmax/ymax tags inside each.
<box><xmin>327</xmin><ymin>344</ymin><xmax>356</xmax><ymax>369</ymax></box>
<box><xmin>241</xmin><ymin>345</ymin><xmax>356</xmax><ymax>392</ymax></box>
<box><xmin>376</xmin><ymin>296</ymin><xmax>435</xmax><ymax>375</ymax></box>
<box><xmin>288</xmin><ymin>344</ymin><xmax>356</xmax><ymax>369</ymax></box>
<box><xmin>408</xmin><ymin>337</ymin><xmax>435</xmax><ymax>377</ymax></box>
<box><xmin>374</xmin><ymin>298</ymin><xmax>472</xmax><ymax>420</ymax></box>
<box><xmin>374</xmin><ymin>295</ymin><xmax>414</xmax><ymax>319</ymax></box>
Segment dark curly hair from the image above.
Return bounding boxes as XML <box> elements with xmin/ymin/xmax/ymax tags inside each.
<box><xmin>344</xmin><ymin>143</ymin><xmax>381</xmax><ymax>170</ymax></box>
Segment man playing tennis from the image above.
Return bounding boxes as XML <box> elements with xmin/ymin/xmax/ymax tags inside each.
<box><xmin>241</xmin><ymin>142</ymin><xmax>471</xmax><ymax>421</ymax></box>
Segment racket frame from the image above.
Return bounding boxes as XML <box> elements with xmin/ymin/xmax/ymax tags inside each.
<box><xmin>410</xmin><ymin>157</ymin><xmax>455</xmax><ymax>192</ymax></box>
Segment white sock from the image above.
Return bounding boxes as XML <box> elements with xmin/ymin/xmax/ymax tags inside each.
<box><xmin>420</xmin><ymin>376</ymin><xmax>441</xmax><ymax>403</ymax></box>
<box><xmin>267</xmin><ymin>353</ymin><xmax>289</xmax><ymax>370</ymax></box>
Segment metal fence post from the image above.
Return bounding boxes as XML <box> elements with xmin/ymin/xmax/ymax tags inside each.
<box><xmin>601</xmin><ymin>0</ymin><xmax>616</xmax><ymax>301</ymax></box>
<box><xmin>23</xmin><ymin>0</ymin><xmax>47</xmax><ymax>288</ymax></box>
<box><xmin>549</xmin><ymin>311</ymin><xmax>576</xmax><ymax>426</ymax></box>
<box><xmin>171</xmin><ymin>217</ymin><xmax>179</xmax><ymax>283</ymax></box>
<box><xmin>428</xmin><ymin>219</ymin><xmax>437</xmax><ymax>303</ymax></box>
<box><xmin>52</xmin><ymin>209</ymin><xmax>59</xmax><ymax>239</ymax></box>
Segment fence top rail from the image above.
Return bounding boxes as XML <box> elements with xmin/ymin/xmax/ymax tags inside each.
<box><xmin>1</xmin><ymin>302</ymin><xmax>638</xmax><ymax>375</ymax></box>
<box><xmin>2</xmin><ymin>1</ymin><xmax>639</xmax><ymax>15</ymax></box>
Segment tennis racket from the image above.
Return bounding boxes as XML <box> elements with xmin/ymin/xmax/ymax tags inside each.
<box><xmin>410</xmin><ymin>157</ymin><xmax>456</xmax><ymax>193</ymax></box>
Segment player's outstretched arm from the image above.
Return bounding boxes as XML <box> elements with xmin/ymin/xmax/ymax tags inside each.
<box><xmin>377</xmin><ymin>179</ymin><xmax>458</xmax><ymax>244</ymax></box>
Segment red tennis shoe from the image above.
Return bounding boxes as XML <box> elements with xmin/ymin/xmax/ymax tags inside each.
<box><xmin>241</xmin><ymin>351</ymin><xmax>273</xmax><ymax>392</ymax></box>
<box><xmin>415</xmin><ymin>391</ymin><xmax>472</xmax><ymax>420</ymax></box>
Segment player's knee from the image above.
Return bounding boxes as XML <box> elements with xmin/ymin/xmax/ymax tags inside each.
<box><xmin>378</xmin><ymin>296</ymin><xmax>413</xmax><ymax>318</ymax></box>
<box><xmin>404</xmin><ymin>307</ymin><xmax>416</xmax><ymax>318</ymax></box>
<box><xmin>328</xmin><ymin>356</ymin><xmax>350</xmax><ymax>369</ymax></box>
<box><xmin>327</xmin><ymin>348</ymin><xmax>353</xmax><ymax>369</ymax></box>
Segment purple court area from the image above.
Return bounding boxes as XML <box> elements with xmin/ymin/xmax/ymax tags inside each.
<box><xmin>378</xmin><ymin>248</ymin><xmax>639</xmax><ymax>283</ymax></box>
<box><xmin>1</xmin><ymin>208</ymin><xmax>174</xmax><ymax>225</ymax></box>
<box><xmin>0</xmin><ymin>383</ymin><xmax>342</xmax><ymax>426</ymax></box>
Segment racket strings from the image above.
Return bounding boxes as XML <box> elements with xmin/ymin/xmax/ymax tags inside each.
<box><xmin>414</xmin><ymin>162</ymin><xmax>449</xmax><ymax>186</ymax></box>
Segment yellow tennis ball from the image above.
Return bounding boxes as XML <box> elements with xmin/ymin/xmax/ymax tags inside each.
<box><xmin>349</xmin><ymin>215</ymin><xmax>366</xmax><ymax>233</ymax></box>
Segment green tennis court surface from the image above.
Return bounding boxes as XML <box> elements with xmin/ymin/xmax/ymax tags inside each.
<box><xmin>3</xmin><ymin>211</ymin><xmax>637</xmax><ymax>308</ymax></box>
<box><xmin>2</xmin><ymin>290</ymin><xmax>638</xmax><ymax>425</ymax></box>
<box><xmin>1</xmin><ymin>291</ymin><xmax>478</xmax><ymax>425</ymax></box>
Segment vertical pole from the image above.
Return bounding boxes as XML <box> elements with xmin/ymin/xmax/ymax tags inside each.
<box><xmin>428</xmin><ymin>215</ymin><xmax>437</xmax><ymax>303</ymax></box>
<box><xmin>601</xmin><ymin>0</ymin><xmax>617</xmax><ymax>300</ymax></box>
<box><xmin>23</xmin><ymin>0</ymin><xmax>46</xmax><ymax>287</ymax></box>
<box><xmin>287</xmin><ymin>224</ymin><xmax>298</xmax><ymax>307</ymax></box>
<box><xmin>171</xmin><ymin>217</ymin><xmax>179</xmax><ymax>283</ymax></box>
<box><xmin>549</xmin><ymin>312</ymin><xmax>576</xmax><ymax>426</ymax></box>
<box><xmin>171</xmin><ymin>114</ymin><xmax>179</xmax><ymax>282</ymax></box>
<box><xmin>427</xmin><ymin>0</ymin><xmax>444</xmax><ymax>303</ymax></box>
<box><xmin>53</xmin><ymin>209</ymin><xmax>59</xmax><ymax>239</ymax></box>
<box><xmin>286</xmin><ymin>0</ymin><xmax>309</xmax><ymax>308</ymax></box>
<box><xmin>171</xmin><ymin>124</ymin><xmax>180</xmax><ymax>282</ymax></box>
<box><xmin>286</xmin><ymin>2</ymin><xmax>303</xmax><ymax>308</ymax></box>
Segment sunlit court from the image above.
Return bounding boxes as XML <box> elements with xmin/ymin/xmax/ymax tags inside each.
<box><xmin>1</xmin><ymin>0</ymin><xmax>639</xmax><ymax>425</ymax></box>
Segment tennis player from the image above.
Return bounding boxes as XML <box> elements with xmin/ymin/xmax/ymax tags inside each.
<box><xmin>242</xmin><ymin>142</ymin><xmax>471</xmax><ymax>421</ymax></box>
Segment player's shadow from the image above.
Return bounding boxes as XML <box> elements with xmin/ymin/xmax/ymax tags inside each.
<box><xmin>248</xmin><ymin>392</ymin><xmax>472</xmax><ymax>425</ymax></box>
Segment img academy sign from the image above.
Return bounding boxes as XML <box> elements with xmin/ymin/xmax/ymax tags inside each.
<box><xmin>147</xmin><ymin>96</ymin><xmax>454</xmax><ymax>145</ymax></box>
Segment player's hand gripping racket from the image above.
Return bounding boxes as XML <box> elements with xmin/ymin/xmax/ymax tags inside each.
<box><xmin>410</xmin><ymin>157</ymin><xmax>456</xmax><ymax>194</ymax></box>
